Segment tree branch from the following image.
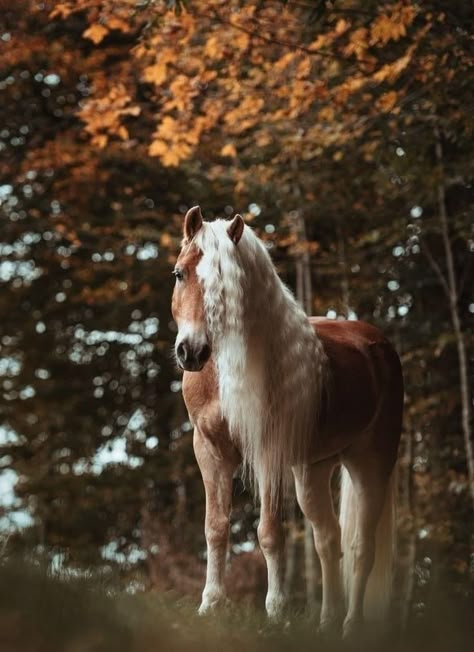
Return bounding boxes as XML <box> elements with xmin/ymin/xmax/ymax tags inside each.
<box><xmin>421</xmin><ymin>236</ymin><xmax>451</xmax><ymax>300</ymax></box>
<box><xmin>193</xmin><ymin>6</ymin><xmax>374</xmax><ymax>64</ymax></box>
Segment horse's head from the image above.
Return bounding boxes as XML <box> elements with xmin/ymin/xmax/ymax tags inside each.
<box><xmin>171</xmin><ymin>206</ymin><xmax>244</xmax><ymax>372</ymax></box>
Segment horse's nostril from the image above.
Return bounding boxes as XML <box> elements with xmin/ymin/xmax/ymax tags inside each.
<box><xmin>177</xmin><ymin>342</ymin><xmax>187</xmax><ymax>361</ymax></box>
<box><xmin>177</xmin><ymin>340</ymin><xmax>209</xmax><ymax>369</ymax></box>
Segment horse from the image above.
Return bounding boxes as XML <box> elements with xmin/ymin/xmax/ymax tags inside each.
<box><xmin>171</xmin><ymin>206</ymin><xmax>403</xmax><ymax>637</ymax></box>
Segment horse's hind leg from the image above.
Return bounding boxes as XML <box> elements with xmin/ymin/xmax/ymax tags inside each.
<box><xmin>340</xmin><ymin>452</ymin><xmax>395</xmax><ymax>638</ymax></box>
<box><xmin>293</xmin><ymin>456</ymin><xmax>343</xmax><ymax>634</ymax></box>
<box><xmin>193</xmin><ymin>426</ymin><xmax>240</xmax><ymax>614</ymax></box>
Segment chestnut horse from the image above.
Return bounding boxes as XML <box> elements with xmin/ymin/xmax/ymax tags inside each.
<box><xmin>171</xmin><ymin>207</ymin><xmax>403</xmax><ymax>637</ymax></box>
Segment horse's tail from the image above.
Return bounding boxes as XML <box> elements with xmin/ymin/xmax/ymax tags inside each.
<box><xmin>340</xmin><ymin>465</ymin><xmax>396</xmax><ymax>622</ymax></box>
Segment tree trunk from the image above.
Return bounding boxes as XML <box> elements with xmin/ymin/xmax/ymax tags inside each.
<box><xmin>291</xmin><ymin>209</ymin><xmax>319</xmax><ymax>614</ymax></box>
<box><xmin>433</xmin><ymin>124</ymin><xmax>474</xmax><ymax>511</ymax></box>
<box><xmin>399</xmin><ymin>404</ymin><xmax>416</xmax><ymax>631</ymax></box>
<box><xmin>337</xmin><ymin>221</ymin><xmax>351</xmax><ymax>317</ymax></box>
<box><xmin>304</xmin><ymin>517</ymin><xmax>318</xmax><ymax>615</ymax></box>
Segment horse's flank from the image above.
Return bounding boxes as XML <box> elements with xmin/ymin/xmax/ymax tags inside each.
<box><xmin>310</xmin><ymin>318</ymin><xmax>402</xmax><ymax>460</ymax></box>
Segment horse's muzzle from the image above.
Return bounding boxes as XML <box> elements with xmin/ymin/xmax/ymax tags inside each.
<box><xmin>176</xmin><ymin>340</ymin><xmax>211</xmax><ymax>372</ymax></box>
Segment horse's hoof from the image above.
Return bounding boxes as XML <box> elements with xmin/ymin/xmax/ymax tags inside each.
<box><xmin>318</xmin><ymin>618</ymin><xmax>342</xmax><ymax>640</ymax></box>
<box><xmin>342</xmin><ymin>618</ymin><xmax>364</xmax><ymax>641</ymax></box>
<box><xmin>198</xmin><ymin>595</ymin><xmax>228</xmax><ymax>616</ymax></box>
<box><xmin>198</xmin><ymin>603</ymin><xmax>211</xmax><ymax>616</ymax></box>
<box><xmin>265</xmin><ymin>594</ymin><xmax>287</xmax><ymax>622</ymax></box>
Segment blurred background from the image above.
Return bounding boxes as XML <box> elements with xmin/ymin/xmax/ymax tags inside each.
<box><xmin>0</xmin><ymin>0</ymin><xmax>472</xmax><ymax>629</ymax></box>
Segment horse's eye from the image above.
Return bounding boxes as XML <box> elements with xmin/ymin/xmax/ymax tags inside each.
<box><xmin>173</xmin><ymin>269</ymin><xmax>184</xmax><ymax>282</ymax></box>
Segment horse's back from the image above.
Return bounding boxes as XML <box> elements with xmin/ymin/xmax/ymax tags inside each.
<box><xmin>311</xmin><ymin>317</ymin><xmax>390</xmax><ymax>346</ymax></box>
<box><xmin>310</xmin><ymin>318</ymin><xmax>403</xmax><ymax>460</ymax></box>
<box><xmin>311</xmin><ymin>318</ymin><xmax>403</xmax><ymax>392</ymax></box>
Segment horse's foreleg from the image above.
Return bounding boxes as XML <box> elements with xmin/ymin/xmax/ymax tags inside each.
<box><xmin>293</xmin><ymin>457</ymin><xmax>343</xmax><ymax>634</ymax></box>
<box><xmin>193</xmin><ymin>426</ymin><xmax>239</xmax><ymax>614</ymax></box>
<box><xmin>257</xmin><ymin>483</ymin><xmax>286</xmax><ymax>620</ymax></box>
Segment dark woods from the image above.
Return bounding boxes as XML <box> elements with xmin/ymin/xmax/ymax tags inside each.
<box><xmin>0</xmin><ymin>0</ymin><xmax>472</xmax><ymax>632</ymax></box>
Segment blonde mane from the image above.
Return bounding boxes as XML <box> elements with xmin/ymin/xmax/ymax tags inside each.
<box><xmin>194</xmin><ymin>219</ymin><xmax>326</xmax><ymax>507</ymax></box>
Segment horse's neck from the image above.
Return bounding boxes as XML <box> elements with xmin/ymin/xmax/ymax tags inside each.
<box><xmin>244</xmin><ymin>268</ymin><xmax>313</xmax><ymax>355</ymax></box>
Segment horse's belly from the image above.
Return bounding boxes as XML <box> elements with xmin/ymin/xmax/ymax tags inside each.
<box><xmin>308</xmin><ymin>390</ymin><xmax>377</xmax><ymax>463</ymax></box>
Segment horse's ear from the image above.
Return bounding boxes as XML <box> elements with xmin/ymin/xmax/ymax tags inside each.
<box><xmin>184</xmin><ymin>206</ymin><xmax>203</xmax><ymax>241</ymax></box>
<box><xmin>228</xmin><ymin>214</ymin><xmax>244</xmax><ymax>245</ymax></box>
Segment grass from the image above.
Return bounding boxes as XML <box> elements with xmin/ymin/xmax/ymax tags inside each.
<box><xmin>0</xmin><ymin>557</ymin><xmax>472</xmax><ymax>652</ymax></box>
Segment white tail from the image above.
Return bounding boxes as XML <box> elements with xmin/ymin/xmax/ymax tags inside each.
<box><xmin>340</xmin><ymin>465</ymin><xmax>396</xmax><ymax>622</ymax></box>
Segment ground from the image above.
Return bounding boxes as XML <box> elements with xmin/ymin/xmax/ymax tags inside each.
<box><xmin>0</xmin><ymin>557</ymin><xmax>472</xmax><ymax>652</ymax></box>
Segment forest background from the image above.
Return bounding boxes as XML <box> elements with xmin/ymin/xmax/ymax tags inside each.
<box><xmin>0</xmin><ymin>0</ymin><xmax>472</xmax><ymax>629</ymax></box>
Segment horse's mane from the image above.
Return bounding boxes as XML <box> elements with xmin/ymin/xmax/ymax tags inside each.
<box><xmin>194</xmin><ymin>219</ymin><xmax>326</xmax><ymax>508</ymax></box>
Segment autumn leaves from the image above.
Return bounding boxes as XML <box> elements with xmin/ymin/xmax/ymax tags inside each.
<box><xmin>65</xmin><ymin>1</ymin><xmax>427</xmax><ymax>170</ymax></box>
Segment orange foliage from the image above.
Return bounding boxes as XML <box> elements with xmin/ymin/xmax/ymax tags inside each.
<box><xmin>39</xmin><ymin>0</ymin><xmax>455</xmax><ymax>184</ymax></box>
<box><xmin>79</xmin><ymin>84</ymin><xmax>141</xmax><ymax>148</ymax></box>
